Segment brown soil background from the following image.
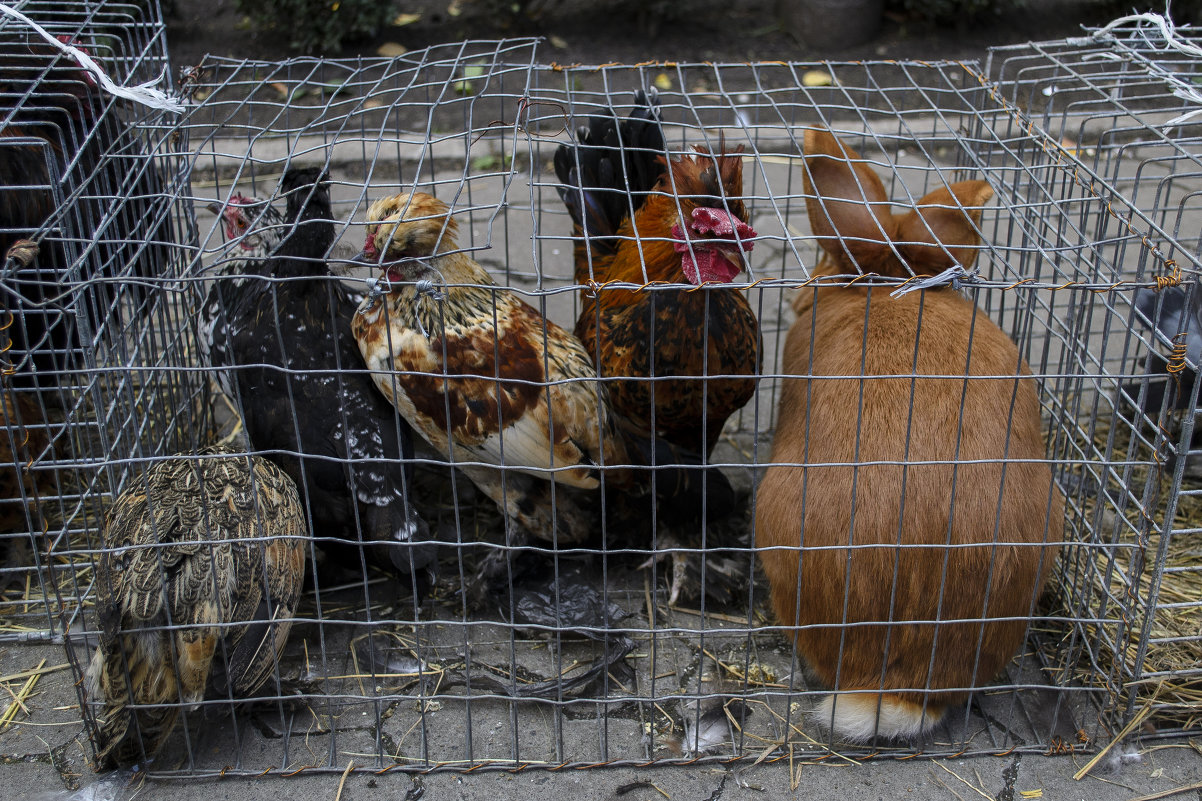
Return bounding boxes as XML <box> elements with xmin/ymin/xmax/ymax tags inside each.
<box><xmin>165</xmin><ymin>0</ymin><xmax>1150</xmax><ymax>68</ymax></box>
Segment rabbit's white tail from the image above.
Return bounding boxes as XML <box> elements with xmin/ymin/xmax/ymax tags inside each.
<box><xmin>812</xmin><ymin>693</ymin><xmax>944</xmax><ymax>742</ymax></box>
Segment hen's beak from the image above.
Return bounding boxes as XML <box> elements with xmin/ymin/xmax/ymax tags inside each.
<box><xmin>206</xmin><ymin>201</ymin><xmax>224</xmax><ymax>215</ymax></box>
<box><xmin>350</xmin><ymin>251</ymin><xmax>377</xmax><ymax>266</ymax></box>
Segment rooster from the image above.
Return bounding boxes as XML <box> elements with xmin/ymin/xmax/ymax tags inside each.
<box><xmin>1</xmin><ymin>39</ymin><xmax>171</xmax><ymax>401</ymax></box>
<box><xmin>554</xmin><ymin>89</ymin><xmax>762</xmax><ymax>604</ymax></box>
<box><xmin>351</xmin><ymin>191</ymin><xmax>630</xmax><ymax>578</ymax></box>
<box><xmin>84</xmin><ymin>446</ymin><xmax>306</xmax><ymax>770</ymax></box>
<box><xmin>205</xmin><ymin>169</ymin><xmax>433</xmax><ymax>598</ymax></box>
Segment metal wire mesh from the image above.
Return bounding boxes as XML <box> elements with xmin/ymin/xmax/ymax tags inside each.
<box><xmin>5</xmin><ymin>30</ymin><xmax>1198</xmax><ymax>776</ymax></box>
<box><xmin>983</xmin><ymin>17</ymin><xmax>1202</xmax><ymax>734</ymax></box>
<box><xmin>0</xmin><ymin>0</ymin><xmax>176</xmax><ymax>635</ymax></box>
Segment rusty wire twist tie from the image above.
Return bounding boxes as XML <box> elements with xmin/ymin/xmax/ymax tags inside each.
<box><xmin>473</xmin><ymin>95</ymin><xmax>571</xmax><ymax>147</ymax></box>
<box><xmin>1154</xmin><ymin>261</ymin><xmax>1182</xmax><ymax>290</ymax></box>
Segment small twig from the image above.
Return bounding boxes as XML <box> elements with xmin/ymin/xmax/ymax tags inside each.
<box><xmin>0</xmin><ymin>663</ymin><xmax>68</xmax><ymax>684</ymax></box>
<box><xmin>933</xmin><ymin>760</ymin><xmax>993</xmax><ymax>801</ymax></box>
<box><xmin>333</xmin><ymin>759</ymin><xmax>354</xmax><ymax>801</ymax></box>
<box><xmin>1074</xmin><ymin>699</ymin><xmax>1156</xmax><ymax>780</ymax></box>
<box><xmin>3</xmin><ymin>683</ymin><xmax>32</xmax><ymax>716</ymax></box>
<box><xmin>1127</xmin><ymin>781</ymin><xmax>1202</xmax><ymax>801</ymax></box>
<box><xmin>0</xmin><ymin>658</ymin><xmax>45</xmax><ymax>730</ymax></box>
<box><xmin>789</xmin><ymin>744</ymin><xmax>800</xmax><ymax>792</ymax></box>
<box><xmin>669</xmin><ymin>606</ymin><xmax>748</xmax><ymax>624</ymax></box>
<box><xmin>929</xmin><ymin>768</ymin><xmax>968</xmax><ymax>801</ymax></box>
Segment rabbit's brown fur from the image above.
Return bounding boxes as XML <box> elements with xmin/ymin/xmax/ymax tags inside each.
<box><xmin>755</xmin><ymin>129</ymin><xmax>1063</xmax><ymax>741</ymax></box>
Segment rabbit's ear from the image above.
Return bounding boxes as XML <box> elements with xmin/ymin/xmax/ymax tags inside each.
<box><xmin>896</xmin><ymin>181</ymin><xmax>994</xmax><ymax>271</ymax></box>
<box><xmin>803</xmin><ymin>129</ymin><xmax>894</xmax><ymax>270</ymax></box>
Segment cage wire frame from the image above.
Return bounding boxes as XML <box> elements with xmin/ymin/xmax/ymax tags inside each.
<box><xmin>0</xmin><ymin>0</ymin><xmax>177</xmax><ymax>639</ymax></box>
<box><xmin>980</xmin><ymin>17</ymin><xmax>1202</xmax><ymax>733</ymax></box>
<box><xmin>5</xmin><ymin>36</ymin><xmax>1191</xmax><ymax>777</ymax></box>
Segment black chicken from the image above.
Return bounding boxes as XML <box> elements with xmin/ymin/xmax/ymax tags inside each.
<box><xmin>200</xmin><ymin>191</ymin><xmax>285</xmax><ymax>376</ymax></box>
<box><xmin>205</xmin><ymin>167</ymin><xmax>434</xmax><ymax>598</ymax></box>
<box><xmin>0</xmin><ymin>38</ymin><xmax>172</xmax><ymax>402</ymax></box>
<box><xmin>1126</xmin><ymin>284</ymin><xmax>1202</xmax><ymax>478</ymax></box>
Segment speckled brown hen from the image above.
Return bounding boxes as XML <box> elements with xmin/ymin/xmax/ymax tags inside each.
<box><xmin>351</xmin><ymin>192</ymin><xmax>625</xmax><ymax>555</ymax></box>
<box><xmin>84</xmin><ymin>447</ymin><xmax>306</xmax><ymax>770</ymax></box>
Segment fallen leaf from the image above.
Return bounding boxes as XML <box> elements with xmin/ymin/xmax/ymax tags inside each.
<box><xmin>391</xmin><ymin>11</ymin><xmax>421</xmax><ymax>26</ymax></box>
<box><xmin>320</xmin><ymin>79</ymin><xmax>348</xmax><ymax>97</ymax></box>
<box><xmin>802</xmin><ymin>69</ymin><xmax>832</xmax><ymax>87</ymax></box>
<box><xmin>472</xmin><ymin>154</ymin><xmax>502</xmax><ymax>171</ymax></box>
<box><xmin>549</xmin><ymin>35</ymin><xmax>568</xmax><ymax>49</ymax></box>
<box><xmin>363</xmin><ymin>98</ymin><xmax>383</xmax><ymax>109</ymax></box>
<box><xmin>653</xmin><ymin>72</ymin><xmax>672</xmax><ymax>91</ymax></box>
<box><xmin>1150</xmin><ymin>768</ymin><xmax>1165</xmax><ymax>779</ymax></box>
<box><xmin>1018</xmin><ymin>791</ymin><xmax>1042</xmax><ymax>799</ymax></box>
<box><xmin>447</xmin><ymin>0</ymin><xmax>463</xmax><ymax>17</ymax></box>
<box><xmin>269</xmin><ymin>81</ymin><xmax>290</xmax><ymax>96</ymax></box>
<box><xmin>377</xmin><ymin>42</ymin><xmax>408</xmax><ymax>57</ymax></box>
<box><xmin>454</xmin><ymin>61</ymin><xmax>486</xmax><ymax>95</ymax></box>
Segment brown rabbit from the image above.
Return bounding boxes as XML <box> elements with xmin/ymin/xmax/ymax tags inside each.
<box><xmin>755</xmin><ymin>129</ymin><xmax>1063</xmax><ymax>741</ymax></box>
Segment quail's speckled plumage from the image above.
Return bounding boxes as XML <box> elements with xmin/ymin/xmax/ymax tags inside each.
<box><xmin>84</xmin><ymin>447</ymin><xmax>306</xmax><ymax>770</ymax></box>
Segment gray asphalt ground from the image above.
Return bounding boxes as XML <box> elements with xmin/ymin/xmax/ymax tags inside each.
<box><xmin>2</xmin><ymin>647</ymin><xmax>1199</xmax><ymax>801</ymax></box>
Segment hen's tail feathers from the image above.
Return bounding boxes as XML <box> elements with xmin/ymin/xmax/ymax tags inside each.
<box><xmin>622</xmin><ymin>430</ymin><xmax>737</xmax><ymax>526</ymax></box>
<box><xmin>272</xmin><ymin>166</ymin><xmax>334</xmax><ymax>271</ymax></box>
<box><xmin>554</xmin><ymin>87</ymin><xmax>665</xmax><ymax>259</ymax></box>
<box><xmin>86</xmin><ymin>636</ymin><xmax>181</xmax><ymax>771</ymax></box>
<box><xmin>811</xmin><ymin>694</ymin><xmax>945</xmax><ymax>743</ymax></box>
<box><xmin>280</xmin><ymin>167</ymin><xmax>331</xmax><ymax>218</ymax></box>
<box><xmin>208</xmin><ymin>599</ymin><xmax>289</xmax><ymax>698</ymax></box>
<box><xmin>366</xmin><ymin>499</ymin><xmax>439</xmax><ymax>601</ymax></box>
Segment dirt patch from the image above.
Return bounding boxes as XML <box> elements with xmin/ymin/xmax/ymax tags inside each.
<box><xmin>165</xmin><ymin>0</ymin><xmax>1126</xmax><ymax>71</ymax></box>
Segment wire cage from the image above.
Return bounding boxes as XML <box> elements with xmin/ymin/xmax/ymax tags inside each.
<box><xmin>12</xmin><ymin>33</ymin><xmax>1198</xmax><ymax>776</ymax></box>
<box><xmin>983</xmin><ymin>16</ymin><xmax>1202</xmax><ymax>734</ymax></box>
<box><xmin>0</xmin><ymin>0</ymin><xmax>177</xmax><ymax>635</ymax></box>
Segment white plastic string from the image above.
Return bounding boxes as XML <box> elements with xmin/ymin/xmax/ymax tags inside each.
<box><xmin>0</xmin><ymin>2</ymin><xmax>186</xmax><ymax>114</ymax></box>
<box><xmin>890</xmin><ymin>264</ymin><xmax>978</xmax><ymax>297</ymax></box>
<box><xmin>1069</xmin><ymin>9</ymin><xmax>1202</xmax><ymax>128</ymax></box>
<box><xmin>1072</xmin><ymin>10</ymin><xmax>1202</xmax><ymax>58</ymax></box>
